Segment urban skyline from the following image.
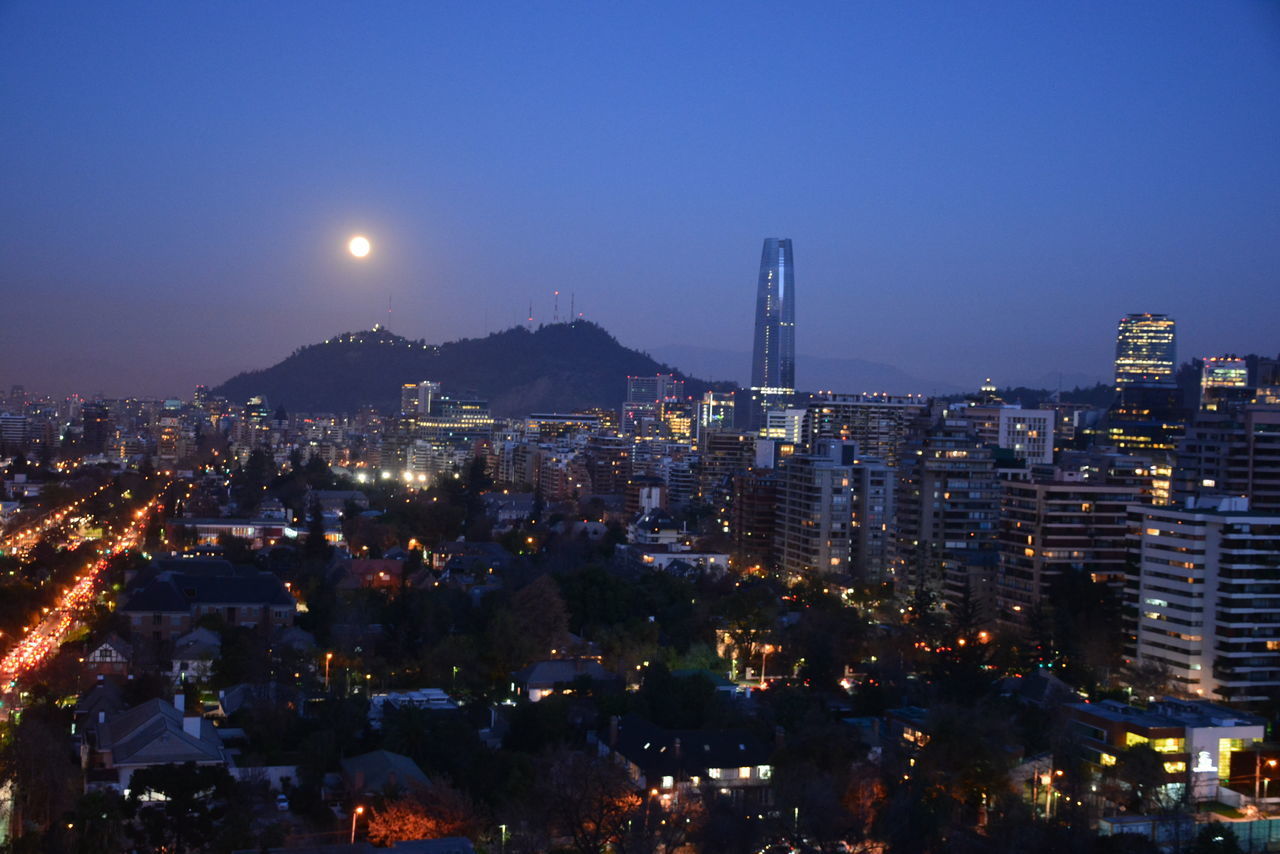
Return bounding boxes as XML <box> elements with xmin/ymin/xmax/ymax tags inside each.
<box><xmin>5</xmin><ymin>4</ymin><xmax>1280</xmax><ymax>852</ymax></box>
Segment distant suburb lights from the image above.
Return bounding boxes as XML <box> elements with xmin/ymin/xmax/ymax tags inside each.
<box><xmin>348</xmin><ymin>235</ymin><xmax>372</xmax><ymax>258</ymax></box>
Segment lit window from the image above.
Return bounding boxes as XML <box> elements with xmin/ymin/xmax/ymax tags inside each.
<box><xmin>739</xmin><ymin>767</ymin><xmax>752</xmax><ymax>779</ymax></box>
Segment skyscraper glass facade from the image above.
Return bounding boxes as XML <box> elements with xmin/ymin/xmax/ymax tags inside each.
<box><xmin>1114</xmin><ymin>313</ymin><xmax>1176</xmax><ymax>388</ymax></box>
<box><xmin>748</xmin><ymin>238</ymin><xmax>796</xmax><ymax>428</ymax></box>
<box><xmin>751</xmin><ymin>238</ymin><xmax>796</xmax><ymax>392</ymax></box>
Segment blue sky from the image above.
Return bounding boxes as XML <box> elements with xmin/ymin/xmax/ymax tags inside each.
<box><xmin>2</xmin><ymin>1</ymin><xmax>1278</xmax><ymax>396</ymax></box>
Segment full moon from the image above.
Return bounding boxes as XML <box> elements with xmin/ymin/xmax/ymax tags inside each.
<box><xmin>348</xmin><ymin>235</ymin><xmax>371</xmax><ymax>258</ymax></box>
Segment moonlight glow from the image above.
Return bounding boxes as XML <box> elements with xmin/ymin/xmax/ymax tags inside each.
<box><xmin>348</xmin><ymin>235</ymin><xmax>371</xmax><ymax>258</ymax></box>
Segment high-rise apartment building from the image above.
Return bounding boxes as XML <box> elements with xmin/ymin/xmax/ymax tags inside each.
<box><xmin>747</xmin><ymin>238</ymin><xmax>796</xmax><ymax>429</ymax></box>
<box><xmin>893</xmin><ymin>415</ymin><xmax>1000</xmax><ymax>609</ymax></box>
<box><xmin>1174</xmin><ymin>405</ymin><xmax>1280</xmax><ymax>514</ymax></box>
<box><xmin>81</xmin><ymin>403</ymin><xmax>112</xmax><ymax>455</ymax></box>
<box><xmin>775</xmin><ymin>440</ymin><xmax>854</xmax><ymax>577</ymax></box>
<box><xmin>1115</xmin><ymin>313</ymin><xmax>1177</xmax><ymax>388</ymax></box>
<box><xmin>1131</xmin><ymin>498</ymin><xmax>1280</xmax><ymax>703</ymax></box>
<box><xmin>800</xmin><ymin>393</ymin><xmax>929</xmax><ymax>468</ymax></box>
<box><xmin>731</xmin><ymin>468</ymin><xmax>778</xmax><ymax>571</ymax></box>
<box><xmin>848</xmin><ymin>457</ymin><xmax>896</xmax><ymax>584</ymax></box>
<box><xmin>996</xmin><ymin>408</ymin><xmax>1056</xmax><ymax>465</ymax></box>
<box><xmin>995</xmin><ymin>471</ymin><xmax>1139</xmax><ymax>625</ymax></box>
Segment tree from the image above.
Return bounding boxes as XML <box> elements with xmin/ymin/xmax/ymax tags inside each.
<box><xmin>510</xmin><ymin>574</ymin><xmax>570</xmax><ymax>660</ymax></box>
<box><xmin>1187</xmin><ymin>822</ymin><xmax>1244</xmax><ymax>854</ymax></box>
<box><xmin>0</xmin><ymin>709</ymin><xmax>81</xmax><ymax>838</ymax></box>
<box><xmin>68</xmin><ymin>789</ymin><xmax>132</xmax><ymax>854</ymax></box>
<box><xmin>537</xmin><ymin>748</ymin><xmax>641</xmax><ymax>854</ymax></box>
<box><xmin>305</xmin><ymin>495</ymin><xmax>330</xmax><ymax>559</ymax></box>
<box><xmin>367</xmin><ymin>781</ymin><xmax>479</xmax><ymax>846</ymax></box>
<box><xmin>127</xmin><ymin>762</ymin><xmax>239</xmax><ymax>854</ymax></box>
<box><xmin>1109</xmin><ymin>743</ymin><xmax>1173</xmax><ymax>814</ymax></box>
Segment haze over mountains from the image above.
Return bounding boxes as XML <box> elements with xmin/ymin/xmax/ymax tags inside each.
<box><xmin>213</xmin><ymin>322</ymin><xmax>734</xmax><ymax>416</ymax></box>
<box><xmin>212</xmin><ymin>319</ymin><xmax>1113</xmax><ymax>416</ymax></box>
<box><xmin>652</xmin><ymin>345</ymin><xmax>1104</xmax><ymax>397</ymax></box>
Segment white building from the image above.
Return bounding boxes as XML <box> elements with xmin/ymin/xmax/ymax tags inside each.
<box><xmin>997</xmin><ymin>408</ymin><xmax>1055</xmax><ymax>465</ymax></box>
<box><xmin>1132</xmin><ymin>497</ymin><xmax>1280</xmax><ymax>703</ymax></box>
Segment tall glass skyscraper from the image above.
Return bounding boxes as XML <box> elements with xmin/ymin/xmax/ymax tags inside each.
<box><xmin>1114</xmin><ymin>313</ymin><xmax>1176</xmax><ymax>388</ymax></box>
<box><xmin>747</xmin><ymin>238</ymin><xmax>796</xmax><ymax>428</ymax></box>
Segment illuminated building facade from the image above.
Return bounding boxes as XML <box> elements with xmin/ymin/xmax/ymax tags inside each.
<box><xmin>1131</xmin><ymin>498</ymin><xmax>1280</xmax><ymax>703</ymax></box>
<box><xmin>400</xmin><ymin>381</ymin><xmax>440</xmax><ymax>416</ymax></box>
<box><xmin>622</xmin><ymin>374</ymin><xmax>685</xmax><ymax>436</ymax></box>
<box><xmin>748</xmin><ymin>238</ymin><xmax>796</xmax><ymax>429</ymax></box>
<box><xmin>801</xmin><ymin>393</ymin><xmax>929</xmax><ymax>469</ymax></box>
<box><xmin>893</xmin><ymin>415</ymin><xmax>999</xmax><ymax>609</ymax></box>
<box><xmin>995</xmin><ymin>472</ymin><xmax>1138</xmax><ymax>625</ymax></box>
<box><xmin>1174</xmin><ymin>406</ymin><xmax>1280</xmax><ymax>513</ymax></box>
<box><xmin>1200</xmin><ymin>356</ymin><xmax>1249</xmax><ymax>411</ymax></box>
<box><xmin>775</xmin><ymin>440</ymin><xmax>854</xmax><ymax>577</ymax></box>
<box><xmin>1114</xmin><ymin>313</ymin><xmax>1176</xmax><ymax>388</ymax></box>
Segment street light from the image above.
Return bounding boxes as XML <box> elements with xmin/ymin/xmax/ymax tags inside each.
<box><xmin>324</xmin><ymin>652</ymin><xmax>334</xmax><ymax>691</ymax></box>
<box><xmin>760</xmin><ymin>644</ymin><xmax>775</xmax><ymax>686</ymax></box>
<box><xmin>350</xmin><ymin>806</ymin><xmax>365</xmax><ymax>843</ymax></box>
<box><xmin>1255</xmin><ymin>751</ymin><xmax>1277</xmax><ymax>802</ymax></box>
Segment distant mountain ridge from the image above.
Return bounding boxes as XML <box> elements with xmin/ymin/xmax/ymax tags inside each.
<box><xmin>212</xmin><ymin>322</ymin><xmax>736</xmax><ymax>416</ymax></box>
<box><xmin>651</xmin><ymin>344</ymin><xmax>968</xmax><ymax>396</ymax></box>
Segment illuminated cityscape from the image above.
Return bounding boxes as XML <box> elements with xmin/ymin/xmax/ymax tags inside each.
<box><xmin>2</xmin><ymin>4</ymin><xmax>1279</xmax><ymax>853</ymax></box>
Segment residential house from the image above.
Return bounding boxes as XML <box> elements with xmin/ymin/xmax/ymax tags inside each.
<box><xmin>82</xmin><ymin>695</ymin><xmax>228</xmax><ymax>791</ymax></box>
<box><xmin>600</xmin><ymin>715</ymin><xmax>775</xmax><ymax>805</ymax></box>
<box><xmin>121</xmin><ymin>568</ymin><xmax>296</xmax><ymax>643</ymax></box>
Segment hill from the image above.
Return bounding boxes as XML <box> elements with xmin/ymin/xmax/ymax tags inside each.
<box><xmin>212</xmin><ymin>322</ymin><xmax>736</xmax><ymax>416</ymax></box>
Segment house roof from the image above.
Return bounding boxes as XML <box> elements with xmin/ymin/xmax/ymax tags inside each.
<box><xmin>122</xmin><ymin>570</ymin><xmax>295</xmax><ymax>613</ymax></box>
<box><xmin>76</xmin><ymin>680</ymin><xmax>127</xmax><ymax>724</ymax></box>
<box><xmin>435</xmin><ymin>541</ymin><xmax>512</xmax><ymax>562</ymax></box>
<box><xmin>611</xmin><ymin>715</ymin><xmax>773</xmax><ymax>776</ymax></box>
<box><xmin>516</xmin><ymin>659</ymin><xmax>613</xmax><ymax>688</ymax></box>
<box><xmin>91</xmin><ymin>633</ymin><xmax>134</xmax><ymax>660</ymax></box>
<box><xmin>96</xmin><ymin>699</ymin><xmax>224</xmax><ymax>766</ymax></box>
<box><xmin>174</xmin><ymin>626</ymin><xmax>222</xmax><ymax>659</ymax></box>
<box><xmin>218</xmin><ymin>682</ymin><xmax>303</xmax><ymax>717</ymax></box>
<box><xmin>340</xmin><ymin>750</ymin><xmax>429</xmax><ymax>793</ymax></box>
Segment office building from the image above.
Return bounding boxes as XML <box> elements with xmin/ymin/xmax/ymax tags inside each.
<box><xmin>1104</xmin><ymin>384</ymin><xmax>1187</xmax><ymax>454</ymax></box>
<box><xmin>400</xmin><ymin>381</ymin><xmax>441</xmax><ymax>417</ymax></box>
<box><xmin>747</xmin><ymin>238</ymin><xmax>796</xmax><ymax>428</ymax></box>
<box><xmin>1115</xmin><ymin>313</ymin><xmax>1177</xmax><ymax>388</ymax></box>
<box><xmin>697</xmin><ymin>392</ymin><xmax>735</xmax><ymax>439</ymax></box>
<box><xmin>1067</xmin><ymin>698</ymin><xmax>1263</xmax><ymax>805</ymax></box>
<box><xmin>1200</xmin><ymin>356</ymin><xmax>1250</xmax><ymax>412</ymax></box>
<box><xmin>622</xmin><ymin>374</ymin><xmax>685</xmax><ymax>436</ymax></box>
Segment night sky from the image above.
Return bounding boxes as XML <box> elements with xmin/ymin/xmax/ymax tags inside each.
<box><xmin>2</xmin><ymin>2</ymin><xmax>1278</xmax><ymax>398</ymax></box>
